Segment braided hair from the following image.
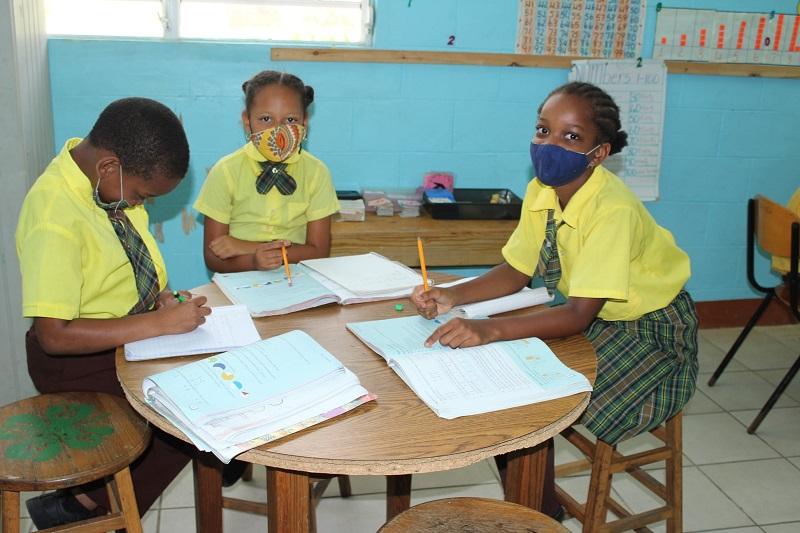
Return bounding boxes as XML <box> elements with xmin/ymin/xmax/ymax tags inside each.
<box><xmin>539</xmin><ymin>82</ymin><xmax>628</xmax><ymax>155</ymax></box>
<box><xmin>241</xmin><ymin>70</ymin><xmax>315</xmax><ymax>116</ymax></box>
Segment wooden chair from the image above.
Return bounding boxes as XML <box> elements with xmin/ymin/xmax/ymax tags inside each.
<box><xmin>225</xmin><ymin>464</ymin><xmax>351</xmax><ymax>533</ymax></box>
<box><xmin>378</xmin><ymin>497</ymin><xmax>569</xmax><ymax>533</ymax></box>
<box><xmin>0</xmin><ymin>392</ymin><xmax>151</xmax><ymax>533</ymax></box>
<box><xmin>555</xmin><ymin>413</ymin><xmax>683</xmax><ymax>533</ymax></box>
<box><xmin>707</xmin><ymin>195</ymin><xmax>800</xmax><ymax>433</ymax></box>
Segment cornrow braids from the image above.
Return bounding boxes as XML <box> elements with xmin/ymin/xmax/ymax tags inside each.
<box><xmin>241</xmin><ymin>70</ymin><xmax>315</xmax><ymax>115</ymax></box>
<box><xmin>540</xmin><ymin>81</ymin><xmax>629</xmax><ymax>155</ymax></box>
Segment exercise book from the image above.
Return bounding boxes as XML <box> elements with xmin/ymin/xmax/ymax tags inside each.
<box><xmin>346</xmin><ymin>314</ymin><xmax>591</xmax><ymax>419</ymax></box>
<box><xmin>142</xmin><ymin>330</ymin><xmax>375</xmax><ymax>462</ymax></box>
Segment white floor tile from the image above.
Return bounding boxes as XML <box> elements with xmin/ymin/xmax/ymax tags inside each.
<box><xmin>758</xmin><ymin>368</ymin><xmax>800</xmax><ymax>403</ymax></box>
<box><xmin>160</xmin><ymin>464</ymin><xmax>195</xmax><ymax>509</ymax></box>
<box><xmin>684</xmin><ymin>387</ymin><xmax>725</xmax><ymax>415</ymax></box>
<box><xmin>698</xmin><ymin>370</ymin><xmax>798</xmax><ymax>411</ymax></box>
<box><xmin>683</xmin><ymin>412</ymin><xmax>779</xmax><ymax>464</ymax></box>
<box><xmin>315</xmin><ymin>492</ymin><xmax>387</xmax><ymax>533</ymax></box>
<box><xmin>697</xmin><ymin>331</ymin><xmax>746</xmax><ymax>374</ymax></box>
<box><xmin>613</xmin><ymin>466</ymin><xmax>754</xmax><ymax>532</ymax></box>
<box><xmin>141</xmin><ymin>509</ymin><xmax>159</xmax><ymax>533</ymax></box>
<box><xmin>701</xmin><ymin>458</ymin><xmax>800</xmax><ymax>524</ymax></box>
<box><xmin>411</xmin><ymin>460</ymin><xmax>498</xmax><ymax>490</ymax></box>
<box><xmin>19</xmin><ymin>518</ymin><xmax>33</xmax><ymax>533</ymax></box>
<box><xmin>18</xmin><ymin>491</ymin><xmax>41</xmax><ymax>519</ymax></box>
<box><xmin>158</xmin><ymin>507</ymin><xmax>197</xmax><ymax>533</ymax></box>
<box><xmin>789</xmin><ymin>457</ymin><xmax>800</xmax><ymax>469</ymax></box>
<box><xmin>701</xmin><ymin>328</ymin><xmax>799</xmax><ymax>371</ymax></box>
<box><xmin>730</xmin><ymin>407</ymin><xmax>800</xmax><ymax>456</ymax></box>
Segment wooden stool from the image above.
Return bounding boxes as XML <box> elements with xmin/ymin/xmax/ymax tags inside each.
<box><xmin>555</xmin><ymin>413</ymin><xmax>684</xmax><ymax>533</ymax></box>
<box><xmin>0</xmin><ymin>392</ymin><xmax>151</xmax><ymax>533</ymax></box>
<box><xmin>378</xmin><ymin>497</ymin><xmax>569</xmax><ymax>532</ymax></box>
<box><xmin>226</xmin><ymin>464</ymin><xmax>351</xmax><ymax>533</ymax></box>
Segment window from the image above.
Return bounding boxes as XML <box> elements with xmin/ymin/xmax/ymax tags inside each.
<box><xmin>44</xmin><ymin>0</ymin><xmax>373</xmax><ymax>44</ymax></box>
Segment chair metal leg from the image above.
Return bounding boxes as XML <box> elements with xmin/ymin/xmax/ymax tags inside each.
<box><xmin>708</xmin><ymin>291</ymin><xmax>775</xmax><ymax>386</ymax></box>
<box><xmin>748</xmin><ymin>354</ymin><xmax>800</xmax><ymax>434</ymax></box>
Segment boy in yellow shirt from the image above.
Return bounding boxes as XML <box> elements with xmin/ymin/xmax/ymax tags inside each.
<box><xmin>17</xmin><ymin>97</ymin><xmax>210</xmax><ymax>528</ymax></box>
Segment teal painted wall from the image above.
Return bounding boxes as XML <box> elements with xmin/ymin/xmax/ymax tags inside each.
<box><xmin>47</xmin><ymin>0</ymin><xmax>800</xmax><ymax>300</ymax></box>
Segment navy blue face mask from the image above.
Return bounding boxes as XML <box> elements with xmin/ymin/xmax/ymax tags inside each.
<box><xmin>530</xmin><ymin>142</ymin><xmax>600</xmax><ymax>187</ymax></box>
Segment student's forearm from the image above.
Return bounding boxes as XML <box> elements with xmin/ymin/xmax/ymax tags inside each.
<box><xmin>451</xmin><ymin>263</ymin><xmax>530</xmax><ymax>306</ymax></box>
<box><xmin>285</xmin><ymin>242</ymin><xmax>330</xmax><ymax>263</ymax></box>
<box><xmin>486</xmin><ymin>299</ymin><xmax>602</xmax><ymax>342</ymax></box>
<box><xmin>35</xmin><ymin>314</ymin><xmax>169</xmax><ymax>355</ymax></box>
<box><xmin>204</xmin><ymin>251</ymin><xmax>258</xmax><ymax>273</ymax></box>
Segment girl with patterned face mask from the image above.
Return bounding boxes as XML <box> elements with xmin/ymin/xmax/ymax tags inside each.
<box><xmin>193</xmin><ymin>70</ymin><xmax>340</xmax><ymax>274</ymax></box>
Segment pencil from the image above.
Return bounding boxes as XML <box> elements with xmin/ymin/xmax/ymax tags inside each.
<box><xmin>417</xmin><ymin>236</ymin><xmax>429</xmax><ymax>291</ymax></box>
<box><xmin>281</xmin><ymin>245</ymin><xmax>292</xmax><ymax>286</ymax></box>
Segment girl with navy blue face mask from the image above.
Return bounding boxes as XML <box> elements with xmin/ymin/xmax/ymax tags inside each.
<box><xmin>410</xmin><ymin>81</ymin><xmax>699</xmax><ymax>521</ymax></box>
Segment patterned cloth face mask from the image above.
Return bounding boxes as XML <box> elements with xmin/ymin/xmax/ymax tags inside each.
<box><xmin>250</xmin><ymin>123</ymin><xmax>306</xmax><ymax>163</ymax></box>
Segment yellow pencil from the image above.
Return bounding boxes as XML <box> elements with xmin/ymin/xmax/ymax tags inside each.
<box><xmin>281</xmin><ymin>245</ymin><xmax>292</xmax><ymax>286</ymax></box>
<box><xmin>417</xmin><ymin>236</ymin><xmax>429</xmax><ymax>291</ymax></box>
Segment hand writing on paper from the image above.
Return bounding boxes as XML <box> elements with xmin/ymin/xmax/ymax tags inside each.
<box><xmin>157</xmin><ymin>295</ymin><xmax>211</xmax><ymax>334</ymax></box>
<box><xmin>424</xmin><ymin>317</ymin><xmax>497</xmax><ymax>349</ymax></box>
<box><xmin>410</xmin><ymin>285</ymin><xmax>455</xmax><ymax>319</ymax></box>
<box><xmin>253</xmin><ymin>240</ymin><xmax>292</xmax><ymax>271</ymax></box>
<box><xmin>156</xmin><ymin>289</ymin><xmax>192</xmax><ymax>309</ymax></box>
<box><xmin>209</xmin><ymin>235</ymin><xmax>255</xmax><ymax>259</ymax></box>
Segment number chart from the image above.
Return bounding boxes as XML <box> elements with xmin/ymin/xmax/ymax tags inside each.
<box><xmin>516</xmin><ymin>0</ymin><xmax>646</xmax><ymax>59</ymax></box>
<box><xmin>654</xmin><ymin>7</ymin><xmax>800</xmax><ymax>66</ymax></box>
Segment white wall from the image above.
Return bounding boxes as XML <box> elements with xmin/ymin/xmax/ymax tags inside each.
<box><xmin>0</xmin><ymin>0</ymin><xmax>53</xmax><ymax>404</ymax></box>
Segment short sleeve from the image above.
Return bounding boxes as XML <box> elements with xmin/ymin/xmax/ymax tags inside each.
<box><xmin>193</xmin><ymin>162</ymin><xmax>234</xmax><ymax>224</ymax></box>
<box><xmin>568</xmin><ymin>207</ymin><xmax>637</xmax><ymax>300</ymax></box>
<box><xmin>502</xmin><ymin>191</ymin><xmax>541</xmax><ymax>277</ymax></box>
<box><xmin>305</xmin><ymin>162</ymin><xmax>340</xmax><ymax>221</ymax></box>
<box><xmin>19</xmin><ymin>224</ymin><xmax>82</xmax><ymax>319</ymax></box>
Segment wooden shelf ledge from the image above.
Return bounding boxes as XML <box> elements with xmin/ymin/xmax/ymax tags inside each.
<box><xmin>272</xmin><ymin>47</ymin><xmax>800</xmax><ymax>78</ymax></box>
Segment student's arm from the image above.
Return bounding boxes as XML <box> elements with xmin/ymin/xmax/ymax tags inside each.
<box><xmin>411</xmin><ymin>263</ymin><xmax>529</xmax><ymax>319</ymax></box>
<box><xmin>203</xmin><ymin>217</ymin><xmax>263</xmax><ymax>273</ymax></box>
<box><xmin>424</xmin><ymin>296</ymin><xmax>605</xmax><ymax>348</ymax></box>
<box><xmin>33</xmin><ymin>297</ymin><xmax>212</xmax><ymax>355</ymax></box>
<box><xmin>253</xmin><ymin>216</ymin><xmax>332</xmax><ymax>269</ymax></box>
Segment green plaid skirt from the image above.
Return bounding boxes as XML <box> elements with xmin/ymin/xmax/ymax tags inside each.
<box><xmin>580</xmin><ymin>290</ymin><xmax>699</xmax><ymax>444</ymax></box>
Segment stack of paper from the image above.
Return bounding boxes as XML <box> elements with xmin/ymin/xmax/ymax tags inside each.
<box><xmin>346</xmin><ymin>314</ymin><xmax>591</xmax><ymax>419</ymax></box>
<box><xmin>338</xmin><ymin>199</ymin><xmax>366</xmax><ymax>221</ymax></box>
<box><xmin>213</xmin><ymin>253</ymin><xmax>428</xmax><ymax>317</ymax></box>
<box><xmin>436</xmin><ymin>277</ymin><xmax>555</xmax><ymax>318</ymax></box>
<box><xmin>142</xmin><ymin>330</ymin><xmax>375</xmax><ymax>462</ymax></box>
<box><xmin>124</xmin><ymin>305</ymin><xmax>260</xmax><ymax>361</ymax></box>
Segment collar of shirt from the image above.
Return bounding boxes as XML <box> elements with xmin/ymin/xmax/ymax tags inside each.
<box><xmin>527</xmin><ymin>165</ymin><xmax>611</xmax><ymax>229</ymax></box>
<box><xmin>60</xmin><ymin>137</ymin><xmax>98</xmax><ymax>211</ymax></box>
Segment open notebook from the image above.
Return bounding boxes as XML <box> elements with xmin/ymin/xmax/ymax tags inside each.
<box><xmin>346</xmin><ymin>314</ymin><xmax>591</xmax><ymax>419</ymax></box>
<box><xmin>124</xmin><ymin>305</ymin><xmax>260</xmax><ymax>361</ymax></box>
<box><xmin>142</xmin><ymin>330</ymin><xmax>375</xmax><ymax>462</ymax></box>
<box><xmin>213</xmin><ymin>253</ymin><xmax>427</xmax><ymax>317</ymax></box>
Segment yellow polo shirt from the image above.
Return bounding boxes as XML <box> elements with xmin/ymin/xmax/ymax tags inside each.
<box><xmin>16</xmin><ymin>138</ymin><xmax>168</xmax><ymax>320</ymax></box>
<box><xmin>502</xmin><ymin>165</ymin><xmax>691</xmax><ymax>321</ymax></box>
<box><xmin>771</xmin><ymin>187</ymin><xmax>800</xmax><ymax>273</ymax></box>
<box><xmin>193</xmin><ymin>143</ymin><xmax>339</xmax><ymax>244</ymax></box>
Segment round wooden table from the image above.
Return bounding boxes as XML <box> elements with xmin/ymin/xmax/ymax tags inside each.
<box><xmin>116</xmin><ymin>281</ymin><xmax>596</xmax><ymax>533</ymax></box>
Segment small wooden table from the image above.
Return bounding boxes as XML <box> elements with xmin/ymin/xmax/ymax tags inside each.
<box><xmin>331</xmin><ymin>212</ymin><xmax>518</xmax><ymax>267</ymax></box>
<box><xmin>116</xmin><ymin>282</ymin><xmax>595</xmax><ymax>533</ymax></box>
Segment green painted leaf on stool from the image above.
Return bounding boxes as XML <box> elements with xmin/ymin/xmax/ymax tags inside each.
<box><xmin>0</xmin><ymin>402</ymin><xmax>115</xmax><ymax>461</ymax></box>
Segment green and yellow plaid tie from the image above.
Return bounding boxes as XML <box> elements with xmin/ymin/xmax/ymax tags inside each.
<box><xmin>105</xmin><ymin>209</ymin><xmax>160</xmax><ymax>314</ymax></box>
<box><xmin>537</xmin><ymin>209</ymin><xmax>562</xmax><ymax>297</ymax></box>
<box><xmin>255</xmin><ymin>161</ymin><xmax>297</xmax><ymax>196</ymax></box>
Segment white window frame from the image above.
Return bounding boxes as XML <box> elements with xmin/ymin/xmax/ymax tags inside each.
<box><xmin>47</xmin><ymin>0</ymin><xmax>374</xmax><ymax>44</ymax></box>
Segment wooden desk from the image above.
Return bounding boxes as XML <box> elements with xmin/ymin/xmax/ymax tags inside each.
<box><xmin>331</xmin><ymin>212</ymin><xmax>518</xmax><ymax>267</ymax></box>
<box><xmin>116</xmin><ymin>282</ymin><xmax>595</xmax><ymax>533</ymax></box>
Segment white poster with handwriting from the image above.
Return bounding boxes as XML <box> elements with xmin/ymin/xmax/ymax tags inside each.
<box><xmin>569</xmin><ymin>59</ymin><xmax>666</xmax><ymax>201</ymax></box>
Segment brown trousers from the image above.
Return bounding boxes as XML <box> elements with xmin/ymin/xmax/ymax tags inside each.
<box><xmin>26</xmin><ymin>327</ymin><xmax>195</xmax><ymax>515</ymax></box>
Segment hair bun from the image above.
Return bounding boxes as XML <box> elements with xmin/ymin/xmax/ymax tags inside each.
<box><xmin>610</xmin><ymin>130</ymin><xmax>629</xmax><ymax>155</ymax></box>
<box><xmin>304</xmin><ymin>86</ymin><xmax>315</xmax><ymax>106</ymax></box>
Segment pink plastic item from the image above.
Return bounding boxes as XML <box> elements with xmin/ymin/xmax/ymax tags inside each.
<box><xmin>423</xmin><ymin>172</ymin><xmax>454</xmax><ymax>191</ymax></box>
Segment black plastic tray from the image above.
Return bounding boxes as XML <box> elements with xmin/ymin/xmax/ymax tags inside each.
<box><xmin>423</xmin><ymin>188</ymin><xmax>522</xmax><ymax>220</ymax></box>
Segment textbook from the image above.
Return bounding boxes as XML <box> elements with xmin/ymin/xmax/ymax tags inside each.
<box><xmin>213</xmin><ymin>253</ymin><xmax>427</xmax><ymax>317</ymax></box>
<box><xmin>124</xmin><ymin>305</ymin><xmax>260</xmax><ymax>361</ymax></box>
<box><xmin>300</xmin><ymin>252</ymin><xmax>425</xmax><ymax>296</ymax></box>
<box><xmin>346</xmin><ymin>314</ymin><xmax>591</xmax><ymax>419</ymax></box>
<box><xmin>142</xmin><ymin>330</ymin><xmax>375</xmax><ymax>462</ymax></box>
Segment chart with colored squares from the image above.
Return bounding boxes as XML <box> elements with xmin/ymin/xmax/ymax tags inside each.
<box><xmin>516</xmin><ymin>0</ymin><xmax>646</xmax><ymax>59</ymax></box>
<box><xmin>654</xmin><ymin>6</ymin><xmax>800</xmax><ymax>66</ymax></box>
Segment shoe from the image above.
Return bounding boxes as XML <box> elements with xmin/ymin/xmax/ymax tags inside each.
<box><xmin>222</xmin><ymin>459</ymin><xmax>248</xmax><ymax>487</ymax></box>
<box><xmin>549</xmin><ymin>504</ymin><xmax>566</xmax><ymax>523</ymax></box>
<box><xmin>26</xmin><ymin>490</ymin><xmax>97</xmax><ymax>529</ymax></box>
